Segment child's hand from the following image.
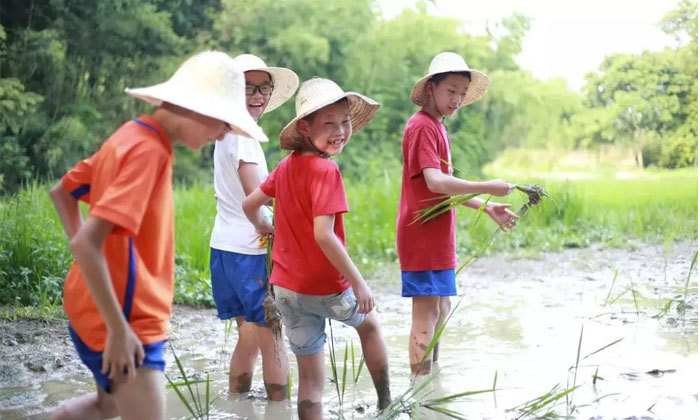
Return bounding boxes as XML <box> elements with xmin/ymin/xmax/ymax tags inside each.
<box><xmin>486</xmin><ymin>203</ymin><xmax>518</xmax><ymax>231</ymax></box>
<box><xmin>352</xmin><ymin>280</ymin><xmax>375</xmax><ymax>314</ymax></box>
<box><xmin>256</xmin><ymin>221</ymin><xmax>274</xmax><ymax>237</ymax></box>
<box><xmin>487</xmin><ymin>180</ymin><xmax>515</xmax><ymax>197</ymax></box>
<box><xmin>102</xmin><ymin>325</ymin><xmax>145</xmax><ymax>383</ymax></box>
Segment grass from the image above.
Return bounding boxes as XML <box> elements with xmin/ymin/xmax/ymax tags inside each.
<box><xmin>167</xmin><ymin>343</ymin><xmax>216</xmax><ymax>420</ymax></box>
<box><xmin>0</xmin><ymin>167</ymin><xmax>696</xmax><ymax>310</ymax></box>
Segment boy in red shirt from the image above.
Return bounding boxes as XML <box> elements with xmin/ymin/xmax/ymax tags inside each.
<box><xmin>397</xmin><ymin>52</ymin><xmax>518</xmax><ymax>375</ymax></box>
<box><xmin>242</xmin><ymin>78</ymin><xmax>391</xmax><ymax>419</ymax></box>
<box><xmin>49</xmin><ymin>51</ymin><xmax>267</xmax><ymax>420</ymax></box>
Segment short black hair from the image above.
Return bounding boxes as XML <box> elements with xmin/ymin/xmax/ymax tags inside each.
<box><xmin>430</xmin><ymin>71</ymin><xmax>471</xmax><ymax>85</ymax></box>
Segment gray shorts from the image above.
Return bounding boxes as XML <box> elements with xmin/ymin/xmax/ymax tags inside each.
<box><xmin>273</xmin><ymin>285</ymin><xmax>366</xmax><ymax>355</ymax></box>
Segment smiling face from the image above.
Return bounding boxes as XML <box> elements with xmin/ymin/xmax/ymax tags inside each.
<box><xmin>426</xmin><ymin>73</ymin><xmax>470</xmax><ymax>117</ymax></box>
<box><xmin>244</xmin><ymin>71</ymin><xmax>273</xmax><ymax>120</ymax></box>
<box><xmin>298</xmin><ymin>99</ymin><xmax>352</xmax><ymax>157</ymax></box>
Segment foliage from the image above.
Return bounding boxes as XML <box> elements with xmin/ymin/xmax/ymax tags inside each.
<box><xmin>0</xmin><ymin>170</ymin><xmax>696</xmax><ymax>308</ymax></box>
<box><xmin>574</xmin><ymin>0</ymin><xmax>698</xmax><ymax>168</ymax></box>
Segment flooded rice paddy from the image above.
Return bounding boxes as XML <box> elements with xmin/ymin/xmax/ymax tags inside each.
<box><xmin>1</xmin><ymin>240</ymin><xmax>697</xmax><ymax>419</ymax></box>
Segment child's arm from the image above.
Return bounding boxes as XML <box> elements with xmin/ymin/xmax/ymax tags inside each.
<box><xmin>69</xmin><ymin>216</ymin><xmax>145</xmax><ymax>382</ymax></box>
<box><xmin>422</xmin><ymin>168</ymin><xmax>513</xmax><ymax>196</ymax></box>
<box><xmin>242</xmin><ymin>188</ymin><xmax>274</xmax><ymax>236</ymax></box>
<box><xmin>49</xmin><ymin>182</ymin><xmax>83</xmax><ymax>239</ymax></box>
<box><xmin>313</xmin><ymin>214</ymin><xmax>374</xmax><ymax>314</ymax></box>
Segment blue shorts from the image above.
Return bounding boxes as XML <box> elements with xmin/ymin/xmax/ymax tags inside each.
<box><xmin>401</xmin><ymin>269</ymin><xmax>457</xmax><ymax>297</ymax></box>
<box><xmin>210</xmin><ymin>248</ymin><xmax>267</xmax><ymax>324</ymax></box>
<box><xmin>273</xmin><ymin>286</ymin><xmax>366</xmax><ymax>356</ymax></box>
<box><xmin>69</xmin><ymin>326</ymin><xmax>166</xmax><ymax>393</ymax></box>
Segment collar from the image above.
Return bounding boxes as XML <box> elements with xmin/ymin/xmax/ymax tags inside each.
<box><xmin>133</xmin><ymin>115</ymin><xmax>173</xmax><ymax>154</ymax></box>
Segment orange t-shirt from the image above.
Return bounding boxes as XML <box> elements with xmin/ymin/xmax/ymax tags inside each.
<box><xmin>61</xmin><ymin>115</ymin><xmax>174</xmax><ymax>351</ymax></box>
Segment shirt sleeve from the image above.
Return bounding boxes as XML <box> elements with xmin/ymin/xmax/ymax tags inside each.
<box><xmin>407</xmin><ymin>126</ymin><xmax>442</xmax><ymax>178</ymax></box>
<box><xmin>61</xmin><ymin>157</ymin><xmax>94</xmax><ymax>203</ymax></box>
<box><xmin>310</xmin><ymin>164</ymin><xmax>349</xmax><ymax>217</ymax></box>
<box><xmin>236</xmin><ymin>135</ymin><xmax>262</xmax><ymax>167</ymax></box>
<box><xmin>89</xmin><ymin>144</ymin><xmax>169</xmax><ymax>237</ymax></box>
<box><xmin>260</xmin><ymin>166</ymin><xmax>277</xmax><ymax>198</ymax></box>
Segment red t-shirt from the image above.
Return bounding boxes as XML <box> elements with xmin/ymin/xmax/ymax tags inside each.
<box><xmin>396</xmin><ymin>111</ymin><xmax>457</xmax><ymax>271</ymax></box>
<box><xmin>260</xmin><ymin>152</ymin><xmax>351</xmax><ymax>295</ymax></box>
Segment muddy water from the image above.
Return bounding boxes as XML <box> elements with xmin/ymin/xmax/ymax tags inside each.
<box><xmin>1</xmin><ymin>241</ymin><xmax>697</xmax><ymax>419</ymax></box>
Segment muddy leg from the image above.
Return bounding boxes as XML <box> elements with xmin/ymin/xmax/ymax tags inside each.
<box><xmin>355</xmin><ymin>312</ymin><xmax>391</xmax><ymax>410</ymax></box>
<box><xmin>50</xmin><ymin>386</ymin><xmax>118</xmax><ymax>420</ymax></box>
<box><xmin>410</xmin><ymin>296</ymin><xmax>440</xmax><ymax>375</ymax></box>
<box><xmin>296</xmin><ymin>351</ymin><xmax>324</xmax><ymax>420</ymax></box>
<box><xmin>253</xmin><ymin>322</ymin><xmax>289</xmax><ymax>401</ymax></box>
<box><xmin>433</xmin><ymin>297</ymin><xmax>451</xmax><ymax>364</ymax></box>
<box><xmin>229</xmin><ymin>317</ymin><xmax>260</xmax><ymax>393</ymax></box>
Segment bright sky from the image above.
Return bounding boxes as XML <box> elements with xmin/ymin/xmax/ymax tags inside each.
<box><xmin>377</xmin><ymin>0</ymin><xmax>679</xmax><ymax>90</ymax></box>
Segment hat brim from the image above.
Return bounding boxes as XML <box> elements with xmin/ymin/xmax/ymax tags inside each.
<box><xmin>279</xmin><ymin>92</ymin><xmax>379</xmax><ymax>151</ymax></box>
<box><xmin>246</xmin><ymin>67</ymin><xmax>299</xmax><ymax>113</ymax></box>
<box><xmin>125</xmin><ymin>83</ymin><xmax>268</xmax><ymax>143</ymax></box>
<box><xmin>410</xmin><ymin>69</ymin><xmax>491</xmax><ymax>107</ymax></box>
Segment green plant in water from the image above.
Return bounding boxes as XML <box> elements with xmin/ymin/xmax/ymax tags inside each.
<box><xmin>681</xmin><ymin>251</ymin><xmax>698</xmax><ymax>319</ymax></box>
<box><xmin>166</xmin><ymin>343</ymin><xmax>216</xmax><ymax>420</ymax></box>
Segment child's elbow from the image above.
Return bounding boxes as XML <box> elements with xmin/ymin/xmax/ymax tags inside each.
<box><xmin>49</xmin><ymin>182</ymin><xmax>64</xmax><ymax>201</ymax></box>
<box><xmin>314</xmin><ymin>229</ymin><xmax>332</xmax><ymax>247</ymax></box>
<box><xmin>425</xmin><ymin>177</ymin><xmax>445</xmax><ymax>194</ymax></box>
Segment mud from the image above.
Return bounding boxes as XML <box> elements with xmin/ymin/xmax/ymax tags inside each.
<box><xmin>1</xmin><ymin>240</ymin><xmax>697</xmax><ymax>419</ymax></box>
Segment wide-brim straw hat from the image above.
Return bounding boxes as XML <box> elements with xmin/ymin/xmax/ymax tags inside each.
<box><xmin>279</xmin><ymin>77</ymin><xmax>379</xmax><ymax>151</ymax></box>
<box><xmin>125</xmin><ymin>50</ymin><xmax>268</xmax><ymax>143</ymax></box>
<box><xmin>232</xmin><ymin>54</ymin><xmax>299</xmax><ymax>114</ymax></box>
<box><xmin>411</xmin><ymin>52</ymin><xmax>491</xmax><ymax>107</ymax></box>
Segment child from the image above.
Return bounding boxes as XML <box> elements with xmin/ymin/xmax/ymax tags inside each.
<box><xmin>48</xmin><ymin>51</ymin><xmax>266</xmax><ymax>420</ymax></box>
<box><xmin>242</xmin><ymin>78</ymin><xmax>391</xmax><ymax>419</ymax></box>
<box><xmin>397</xmin><ymin>52</ymin><xmax>518</xmax><ymax>375</ymax></box>
<box><xmin>209</xmin><ymin>54</ymin><xmax>298</xmax><ymax>400</ymax></box>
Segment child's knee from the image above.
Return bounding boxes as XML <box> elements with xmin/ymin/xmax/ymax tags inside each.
<box><xmin>438</xmin><ymin>297</ymin><xmax>451</xmax><ymax>315</ymax></box>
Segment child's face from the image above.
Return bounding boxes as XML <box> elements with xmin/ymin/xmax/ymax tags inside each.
<box><xmin>180</xmin><ymin>112</ymin><xmax>229</xmax><ymax>150</ymax></box>
<box><xmin>429</xmin><ymin>74</ymin><xmax>470</xmax><ymax>117</ymax></box>
<box><xmin>245</xmin><ymin>71</ymin><xmax>273</xmax><ymax>121</ymax></box>
<box><xmin>299</xmin><ymin>101</ymin><xmax>352</xmax><ymax>156</ymax></box>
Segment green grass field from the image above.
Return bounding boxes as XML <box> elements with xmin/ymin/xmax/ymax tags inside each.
<box><xmin>1</xmin><ymin>168</ymin><xmax>696</xmax><ymax>311</ymax></box>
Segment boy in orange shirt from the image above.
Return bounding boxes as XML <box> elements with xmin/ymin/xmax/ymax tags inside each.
<box><xmin>49</xmin><ymin>51</ymin><xmax>267</xmax><ymax>420</ymax></box>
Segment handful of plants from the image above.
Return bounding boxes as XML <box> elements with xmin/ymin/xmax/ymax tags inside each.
<box><xmin>259</xmin><ymin>234</ymin><xmax>283</xmax><ymax>339</ymax></box>
<box><xmin>411</xmin><ymin>183</ymin><xmax>548</xmax><ymax>225</ymax></box>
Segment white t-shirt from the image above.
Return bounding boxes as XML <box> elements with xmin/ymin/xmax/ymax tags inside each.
<box><xmin>210</xmin><ymin>132</ymin><xmax>271</xmax><ymax>255</ymax></box>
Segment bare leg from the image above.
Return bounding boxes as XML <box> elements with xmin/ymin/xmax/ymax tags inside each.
<box><xmin>50</xmin><ymin>386</ymin><xmax>118</xmax><ymax>420</ymax></box>
<box><xmin>409</xmin><ymin>296</ymin><xmax>440</xmax><ymax>375</ymax></box>
<box><xmin>355</xmin><ymin>312</ymin><xmax>391</xmax><ymax>410</ymax></box>
<box><xmin>296</xmin><ymin>351</ymin><xmax>324</xmax><ymax>420</ymax></box>
<box><xmin>255</xmin><ymin>323</ymin><xmax>290</xmax><ymax>401</ymax></box>
<box><xmin>229</xmin><ymin>317</ymin><xmax>260</xmax><ymax>393</ymax></box>
<box><xmin>432</xmin><ymin>297</ymin><xmax>451</xmax><ymax>364</ymax></box>
<box><xmin>111</xmin><ymin>367</ymin><xmax>165</xmax><ymax>420</ymax></box>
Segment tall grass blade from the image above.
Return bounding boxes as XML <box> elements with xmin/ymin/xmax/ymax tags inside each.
<box><xmin>170</xmin><ymin>343</ymin><xmax>203</xmax><ymax>415</ymax></box>
<box><xmin>603</xmin><ymin>268</ymin><xmax>619</xmax><ymax>306</ymax></box>
<box><xmin>582</xmin><ymin>337</ymin><xmax>624</xmax><ymax>361</ymax></box>
<box><xmin>682</xmin><ymin>251</ymin><xmax>698</xmax><ymax>319</ymax></box>
<box><xmin>327</xmin><ymin>320</ymin><xmax>342</xmax><ymax>407</ymax></box>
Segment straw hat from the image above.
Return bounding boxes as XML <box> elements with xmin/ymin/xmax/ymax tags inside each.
<box><xmin>411</xmin><ymin>52</ymin><xmax>491</xmax><ymax>107</ymax></box>
<box><xmin>279</xmin><ymin>78</ymin><xmax>379</xmax><ymax>151</ymax></box>
<box><xmin>125</xmin><ymin>50</ymin><xmax>268</xmax><ymax>143</ymax></box>
<box><xmin>231</xmin><ymin>54</ymin><xmax>299</xmax><ymax>113</ymax></box>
